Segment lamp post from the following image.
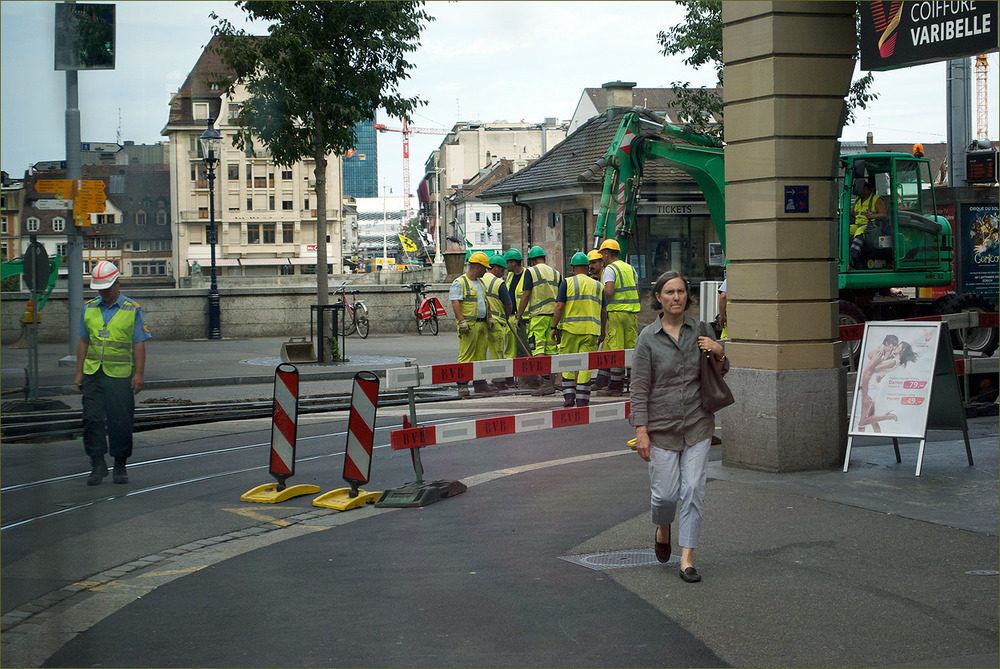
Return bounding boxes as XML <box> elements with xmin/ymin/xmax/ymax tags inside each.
<box><xmin>200</xmin><ymin>117</ymin><xmax>223</xmax><ymax>340</ymax></box>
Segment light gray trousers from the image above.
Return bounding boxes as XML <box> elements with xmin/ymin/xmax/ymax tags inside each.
<box><xmin>648</xmin><ymin>437</ymin><xmax>711</xmax><ymax>549</ymax></box>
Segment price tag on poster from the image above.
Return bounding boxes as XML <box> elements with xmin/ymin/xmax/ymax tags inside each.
<box><xmin>844</xmin><ymin>321</ymin><xmax>972</xmax><ymax>476</ymax></box>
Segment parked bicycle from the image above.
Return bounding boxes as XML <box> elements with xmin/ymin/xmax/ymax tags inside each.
<box><xmin>334</xmin><ymin>284</ymin><xmax>370</xmax><ymax>338</ymax></box>
<box><xmin>409</xmin><ymin>282</ymin><xmax>445</xmax><ymax>335</ymax></box>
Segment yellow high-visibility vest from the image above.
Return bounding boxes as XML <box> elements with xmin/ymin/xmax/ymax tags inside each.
<box><xmin>560</xmin><ymin>274</ymin><xmax>602</xmax><ymax>336</ymax></box>
<box><xmin>606</xmin><ymin>259</ymin><xmax>640</xmax><ymax>313</ymax></box>
<box><xmin>82</xmin><ymin>298</ymin><xmax>138</xmax><ymax>377</ymax></box>
<box><xmin>527</xmin><ymin>263</ymin><xmax>560</xmax><ymax>317</ymax></box>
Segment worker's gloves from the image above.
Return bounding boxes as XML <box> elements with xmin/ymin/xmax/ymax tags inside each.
<box><xmin>458</xmin><ymin>320</ymin><xmax>471</xmax><ymax>337</ymax></box>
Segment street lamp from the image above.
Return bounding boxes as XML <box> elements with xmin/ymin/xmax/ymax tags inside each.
<box><xmin>200</xmin><ymin>117</ymin><xmax>223</xmax><ymax>340</ymax></box>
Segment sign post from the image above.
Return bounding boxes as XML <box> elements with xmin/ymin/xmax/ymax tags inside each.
<box><xmin>843</xmin><ymin>321</ymin><xmax>973</xmax><ymax>476</ymax></box>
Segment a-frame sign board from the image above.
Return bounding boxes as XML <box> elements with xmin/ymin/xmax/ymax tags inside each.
<box><xmin>843</xmin><ymin>321</ymin><xmax>972</xmax><ymax>477</ymax></box>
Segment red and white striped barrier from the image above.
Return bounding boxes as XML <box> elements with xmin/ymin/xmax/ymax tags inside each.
<box><xmin>385</xmin><ymin>349</ymin><xmax>635</xmax><ymax>390</ymax></box>
<box><xmin>242</xmin><ymin>363</ymin><xmax>320</xmax><ymax>503</ymax></box>
<box><xmin>391</xmin><ymin>401</ymin><xmax>631</xmax><ymax>450</ymax></box>
<box><xmin>313</xmin><ymin>371</ymin><xmax>382</xmax><ymax>510</ymax></box>
<box><xmin>270</xmin><ymin>363</ymin><xmax>299</xmax><ymax>482</ymax></box>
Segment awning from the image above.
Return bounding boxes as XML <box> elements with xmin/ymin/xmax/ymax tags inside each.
<box><xmin>289</xmin><ymin>258</ymin><xmax>317</xmax><ymax>265</ymax></box>
<box><xmin>241</xmin><ymin>257</ymin><xmax>291</xmax><ymax>266</ymax></box>
<box><xmin>188</xmin><ymin>258</ymin><xmax>240</xmax><ymax>267</ymax></box>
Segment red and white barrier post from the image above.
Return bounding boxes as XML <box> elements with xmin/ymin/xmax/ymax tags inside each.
<box><xmin>313</xmin><ymin>371</ymin><xmax>383</xmax><ymax>510</ymax></box>
<box><xmin>241</xmin><ymin>363</ymin><xmax>320</xmax><ymax>504</ymax></box>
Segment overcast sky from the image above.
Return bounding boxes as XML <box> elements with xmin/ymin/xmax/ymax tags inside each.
<box><xmin>2</xmin><ymin>1</ymin><xmax>997</xmax><ymax>196</ymax></box>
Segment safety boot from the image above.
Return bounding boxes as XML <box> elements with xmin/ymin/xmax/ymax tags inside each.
<box><xmin>531</xmin><ymin>374</ymin><xmax>556</xmax><ymax>396</ymax></box>
<box><xmin>87</xmin><ymin>457</ymin><xmax>109</xmax><ymax>486</ymax></box>
<box><xmin>113</xmin><ymin>457</ymin><xmax>128</xmax><ymax>484</ymax></box>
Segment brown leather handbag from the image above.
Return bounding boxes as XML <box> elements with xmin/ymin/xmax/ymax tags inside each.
<box><xmin>699</xmin><ymin>321</ymin><xmax>734</xmax><ymax>412</ymax></box>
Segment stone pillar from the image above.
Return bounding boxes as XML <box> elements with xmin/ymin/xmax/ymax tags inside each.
<box><xmin>720</xmin><ymin>2</ymin><xmax>854</xmax><ymax>472</ymax></box>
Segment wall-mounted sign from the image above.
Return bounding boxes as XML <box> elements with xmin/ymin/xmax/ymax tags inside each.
<box><xmin>860</xmin><ymin>1</ymin><xmax>998</xmax><ymax>71</ymax></box>
<box><xmin>784</xmin><ymin>185</ymin><xmax>809</xmax><ymax>213</ymax></box>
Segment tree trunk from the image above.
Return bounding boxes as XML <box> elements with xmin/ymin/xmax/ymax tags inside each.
<box><xmin>314</xmin><ymin>122</ymin><xmax>329</xmax><ymax>307</ymax></box>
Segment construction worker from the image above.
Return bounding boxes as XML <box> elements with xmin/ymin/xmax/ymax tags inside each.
<box><xmin>599</xmin><ymin>238</ymin><xmax>639</xmax><ymax>396</ymax></box>
<box><xmin>551</xmin><ymin>252</ymin><xmax>606</xmax><ymax>407</ymax></box>
<box><xmin>504</xmin><ymin>248</ymin><xmax>535</xmax><ymax>389</ymax></box>
<box><xmin>449</xmin><ymin>251</ymin><xmax>493</xmax><ymax>397</ymax></box>
<box><xmin>587</xmin><ymin>249</ymin><xmax>604</xmax><ymax>280</ymax></box>
<box><xmin>74</xmin><ymin>261</ymin><xmax>152</xmax><ymax>486</ymax></box>
<box><xmin>484</xmin><ymin>253</ymin><xmax>514</xmax><ymax>390</ymax></box>
<box><xmin>849</xmin><ymin>175</ymin><xmax>886</xmax><ymax>269</ymax></box>
<box><xmin>515</xmin><ymin>245</ymin><xmax>562</xmax><ymax>396</ymax></box>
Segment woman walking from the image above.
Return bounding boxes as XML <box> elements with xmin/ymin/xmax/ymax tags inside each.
<box><xmin>630</xmin><ymin>271</ymin><xmax>728</xmax><ymax>583</ymax></box>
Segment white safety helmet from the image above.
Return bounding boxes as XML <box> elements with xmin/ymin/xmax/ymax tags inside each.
<box><xmin>90</xmin><ymin>261</ymin><xmax>120</xmax><ymax>290</ymax></box>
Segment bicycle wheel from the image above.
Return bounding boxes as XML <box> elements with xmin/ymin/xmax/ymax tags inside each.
<box><xmin>355</xmin><ymin>304</ymin><xmax>369</xmax><ymax>339</ymax></box>
<box><xmin>429</xmin><ymin>315</ymin><xmax>439</xmax><ymax>336</ymax></box>
<box><xmin>416</xmin><ymin>313</ymin><xmax>425</xmax><ymax>335</ymax></box>
<box><xmin>343</xmin><ymin>308</ymin><xmax>357</xmax><ymax>336</ymax></box>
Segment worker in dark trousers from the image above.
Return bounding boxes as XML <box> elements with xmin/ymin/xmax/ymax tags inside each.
<box><xmin>74</xmin><ymin>262</ymin><xmax>151</xmax><ymax>485</ymax></box>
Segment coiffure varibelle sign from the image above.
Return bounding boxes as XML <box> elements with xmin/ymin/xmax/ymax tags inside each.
<box><xmin>860</xmin><ymin>1</ymin><xmax>998</xmax><ymax>71</ymax></box>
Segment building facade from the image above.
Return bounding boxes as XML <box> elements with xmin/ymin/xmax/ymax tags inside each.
<box><xmin>342</xmin><ymin>120</ymin><xmax>378</xmax><ymax>198</ymax></box>
<box><xmin>161</xmin><ymin>36</ymin><xmax>344</xmax><ymax>285</ymax></box>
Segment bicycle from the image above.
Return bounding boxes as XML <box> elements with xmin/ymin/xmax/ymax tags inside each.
<box><xmin>333</xmin><ymin>284</ymin><xmax>369</xmax><ymax>338</ymax></box>
<box><xmin>409</xmin><ymin>282</ymin><xmax>445</xmax><ymax>335</ymax></box>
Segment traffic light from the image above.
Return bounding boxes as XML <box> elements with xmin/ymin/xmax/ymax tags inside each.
<box><xmin>54</xmin><ymin>3</ymin><xmax>115</xmax><ymax>71</ymax></box>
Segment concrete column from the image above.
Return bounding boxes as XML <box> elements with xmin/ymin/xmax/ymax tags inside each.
<box><xmin>720</xmin><ymin>2</ymin><xmax>854</xmax><ymax>472</ymax></box>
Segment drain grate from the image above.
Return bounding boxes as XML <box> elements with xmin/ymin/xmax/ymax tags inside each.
<box><xmin>559</xmin><ymin>548</ymin><xmax>679</xmax><ymax>571</ymax></box>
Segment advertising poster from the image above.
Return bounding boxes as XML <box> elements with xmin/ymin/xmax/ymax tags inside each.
<box><xmin>848</xmin><ymin>322</ymin><xmax>942</xmax><ymax>439</ymax></box>
<box><xmin>960</xmin><ymin>204</ymin><xmax>999</xmax><ymax>298</ymax></box>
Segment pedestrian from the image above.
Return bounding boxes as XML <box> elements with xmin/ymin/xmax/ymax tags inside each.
<box><xmin>514</xmin><ymin>245</ymin><xmax>562</xmax><ymax>396</ymax></box>
<box><xmin>484</xmin><ymin>253</ymin><xmax>514</xmax><ymax>390</ymax></box>
<box><xmin>74</xmin><ymin>261</ymin><xmax>152</xmax><ymax>485</ymax></box>
<box><xmin>587</xmin><ymin>249</ymin><xmax>604</xmax><ymax>280</ymax></box>
<box><xmin>504</xmin><ymin>248</ymin><xmax>536</xmax><ymax>389</ymax></box>
<box><xmin>598</xmin><ymin>239</ymin><xmax>639</xmax><ymax>396</ymax></box>
<box><xmin>551</xmin><ymin>252</ymin><xmax>606</xmax><ymax>407</ymax></box>
<box><xmin>630</xmin><ymin>270</ymin><xmax>728</xmax><ymax>583</ymax></box>
<box><xmin>449</xmin><ymin>251</ymin><xmax>492</xmax><ymax>397</ymax></box>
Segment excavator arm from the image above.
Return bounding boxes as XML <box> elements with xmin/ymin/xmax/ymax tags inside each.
<box><xmin>591</xmin><ymin>110</ymin><xmax>727</xmax><ymax>257</ymax></box>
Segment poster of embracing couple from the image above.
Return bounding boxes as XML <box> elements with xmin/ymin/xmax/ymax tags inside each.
<box><xmin>848</xmin><ymin>322</ymin><xmax>943</xmax><ymax>439</ymax></box>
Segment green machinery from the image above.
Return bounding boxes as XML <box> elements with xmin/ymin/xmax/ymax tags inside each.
<box><xmin>591</xmin><ymin>109</ymin><xmax>998</xmax><ymax>357</ymax></box>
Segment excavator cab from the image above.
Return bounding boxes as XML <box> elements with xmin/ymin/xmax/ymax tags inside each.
<box><xmin>839</xmin><ymin>154</ymin><xmax>953</xmax><ymax>291</ymax></box>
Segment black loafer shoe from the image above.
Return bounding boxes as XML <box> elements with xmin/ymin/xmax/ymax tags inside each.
<box><xmin>679</xmin><ymin>567</ymin><xmax>702</xmax><ymax>583</ymax></box>
<box><xmin>654</xmin><ymin>526</ymin><xmax>671</xmax><ymax>563</ymax></box>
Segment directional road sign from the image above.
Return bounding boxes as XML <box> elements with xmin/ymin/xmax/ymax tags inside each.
<box><xmin>81</xmin><ymin>142</ymin><xmax>121</xmax><ymax>153</ymax></box>
<box><xmin>33</xmin><ymin>161</ymin><xmax>67</xmax><ymax>172</ymax></box>
<box><xmin>35</xmin><ymin>199</ymin><xmax>73</xmax><ymax>210</ymax></box>
<box><xmin>35</xmin><ymin>179</ymin><xmax>74</xmax><ymax>197</ymax></box>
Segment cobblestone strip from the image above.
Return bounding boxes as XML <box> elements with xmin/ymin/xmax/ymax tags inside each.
<box><xmin>0</xmin><ymin>507</ymin><xmax>340</xmax><ymax>649</ymax></box>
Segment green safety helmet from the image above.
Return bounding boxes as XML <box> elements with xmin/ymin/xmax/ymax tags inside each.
<box><xmin>527</xmin><ymin>245</ymin><xmax>546</xmax><ymax>259</ymax></box>
<box><xmin>504</xmin><ymin>248</ymin><xmax>523</xmax><ymax>262</ymax></box>
<box><xmin>489</xmin><ymin>254</ymin><xmax>506</xmax><ymax>267</ymax></box>
<box><xmin>570</xmin><ymin>252</ymin><xmax>590</xmax><ymax>266</ymax></box>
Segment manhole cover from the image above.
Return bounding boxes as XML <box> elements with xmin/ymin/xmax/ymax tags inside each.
<box><xmin>559</xmin><ymin>548</ymin><xmax>679</xmax><ymax>571</ymax></box>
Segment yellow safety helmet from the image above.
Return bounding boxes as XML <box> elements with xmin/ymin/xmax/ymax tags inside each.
<box><xmin>587</xmin><ymin>250</ymin><xmax>603</xmax><ymax>262</ymax></box>
<box><xmin>468</xmin><ymin>251</ymin><xmax>490</xmax><ymax>268</ymax></box>
<box><xmin>599</xmin><ymin>239</ymin><xmax>620</xmax><ymax>252</ymax></box>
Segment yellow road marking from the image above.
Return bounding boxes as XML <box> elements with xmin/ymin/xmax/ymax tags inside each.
<box><xmin>222</xmin><ymin>507</ymin><xmax>292</xmax><ymax>526</ymax></box>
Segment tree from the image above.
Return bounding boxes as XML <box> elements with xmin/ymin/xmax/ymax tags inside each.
<box><xmin>211</xmin><ymin>1</ymin><xmax>433</xmax><ymax>304</ymax></box>
<box><xmin>657</xmin><ymin>0</ymin><xmax>877</xmax><ymax>139</ymax></box>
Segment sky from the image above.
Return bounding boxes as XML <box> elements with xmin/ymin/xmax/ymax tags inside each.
<box><xmin>2</xmin><ymin>0</ymin><xmax>997</xmax><ymax>197</ymax></box>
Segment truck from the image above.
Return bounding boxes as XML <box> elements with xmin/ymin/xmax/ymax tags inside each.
<box><xmin>591</xmin><ymin>109</ymin><xmax>998</xmax><ymax>360</ymax></box>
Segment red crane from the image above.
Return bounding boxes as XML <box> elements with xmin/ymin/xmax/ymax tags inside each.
<box><xmin>373</xmin><ymin>120</ymin><xmax>449</xmax><ymax>229</ymax></box>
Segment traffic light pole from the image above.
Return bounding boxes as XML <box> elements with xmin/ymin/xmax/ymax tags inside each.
<box><xmin>60</xmin><ymin>68</ymin><xmax>84</xmax><ymax>367</ymax></box>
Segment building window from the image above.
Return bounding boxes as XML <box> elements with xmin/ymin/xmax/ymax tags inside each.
<box><xmin>280</xmin><ymin>264</ymin><xmax>294</xmax><ymax>276</ymax></box>
<box><xmin>136</xmin><ymin>211</ymin><xmax>147</xmax><ymax>226</ymax></box>
<box><xmin>247</xmin><ymin>224</ymin><xmax>260</xmax><ymax>244</ymax></box>
<box><xmin>492</xmin><ymin>212</ymin><xmax>501</xmax><ymax>222</ymax></box>
<box><xmin>303</xmin><ymin>197</ymin><xmax>310</xmax><ymax>210</ymax></box>
<box><xmin>253</xmin><ymin>176</ymin><xmax>267</xmax><ymax>188</ymax></box>
<box><xmin>246</xmin><ymin>198</ymin><xmax>253</xmax><ymax>211</ymax></box>
<box><xmin>198</xmin><ymin>207</ymin><xmax>208</xmax><ymax>219</ymax></box>
<box><xmin>157</xmin><ymin>210</ymin><xmax>167</xmax><ymax>225</ymax></box>
<box><xmin>282</xmin><ymin>200</ymin><xmax>293</xmax><ymax>210</ymax></box>
<box><xmin>228</xmin><ymin>164</ymin><xmax>239</xmax><ymax>180</ymax></box>
<box><xmin>95</xmin><ymin>213</ymin><xmax>115</xmax><ymax>225</ymax></box>
<box><xmin>132</xmin><ymin>261</ymin><xmax>166</xmax><ymax>276</ymax></box>
<box><xmin>52</xmin><ymin>217</ymin><xmax>66</xmax><ymax>233</ymax></box>
<box><xmin>475</xmin><ymin>212</ymin><xmax>481</xmax><ymax>222</ymax></box>
<box><xmin>56</xmin><ymin>243</ymin><xmax>67</xmax><ymax>257</ymax></box>
<box><xmin>269</xmin><ymin>196</ymin><xmax>275</xmax><ymax>211</ymax></box>
<box><xmin>134</xmin><ymin>240</ymin><xmax>148</xmax><ymax>252</ymax></box>
<box><xmin>269</xmin><ymin>173</ymin><xmax>275</xmax><ymax>188</ymax></box>
<box><xmin>108</xmin><ymin>238</ymin><xmax>121</xmax><ymax>249</ymax></box>
<box><xmin>263</xmin><ymin>223</ymin><xmax>276</xmax><ymax>244</ymax></box>
<box><xmin>3</xmin><ymin>241</ymin><xmax>10</xmax><ymax>259</ymax></box>
<box><xmin>281</xmin><ymin>170</ymin><xmax>292</xmax><ymax>180</ymax></box>
<box><xmin>282</xmin><ymin>223</ymin><xmax>294</xmax><ymax>243</ymax></box>
<box><xmin>1</xmin><ymin>215</ymin><xmax>7</xmax><ymax>234</ymax></box>
<box><xmin>26</xmin><ymin>217</ymin><xmax>40</xmax><ymax>232</ymax></box>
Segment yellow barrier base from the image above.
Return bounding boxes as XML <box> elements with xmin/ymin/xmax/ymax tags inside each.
<box><xmin>312</xmin><ymin>487</ymin><xmax>381</xmax><ymax>511</ymax></box>
<box><xmin>241</xmin><ymin>483</ymin><xmax>321</xmax><ymax>504</ymax></box>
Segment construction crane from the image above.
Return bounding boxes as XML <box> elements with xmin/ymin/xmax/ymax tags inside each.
<box><xmin>373</xmin><ymin>120</ymin><xmax>449</xmax><ymax>229</ymax></box>
<box><xmin>975</xmin><ymin>54</ymin><xmax>989</xmax><ymax>142</ymax></box>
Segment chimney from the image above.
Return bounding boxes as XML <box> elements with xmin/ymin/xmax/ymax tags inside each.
<box><xmin>602</xmin><ymin>80</ymin><xmax>636</xmax><ymax>110</ymax></box>
<box><xmin>866</xmin><ymin>131</ymin><xmax>873</xmax><ymax>148</ymax></box>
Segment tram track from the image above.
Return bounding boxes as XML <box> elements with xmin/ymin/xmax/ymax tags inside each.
<box><xmin>0</xmin><ymin>388</ymin><xmax>457</xmax><ymax>443</ymax></box>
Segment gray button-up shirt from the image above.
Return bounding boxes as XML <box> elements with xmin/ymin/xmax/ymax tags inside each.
<box><xmin>629</xmin><ymin>316</ymin><xmax>728</xmax><ymax>451</ymax></box>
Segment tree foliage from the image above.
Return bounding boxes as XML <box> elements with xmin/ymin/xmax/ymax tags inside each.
<box><xmin>657</xmin><ymin>0</ymin><xmax>877</xmax><ymax>138</ymax></box>
<box><xmin>210</xmin><ymin>1</ymin><xmax>432</xmax><ymax>302</ymax></box>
